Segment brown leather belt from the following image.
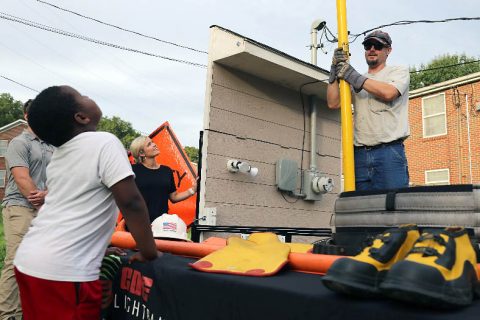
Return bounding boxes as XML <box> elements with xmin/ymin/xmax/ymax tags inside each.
<box><xmin>354</xmin><ymin>138</ymin><xmax>404</xmax><ymax>150</ymax></box>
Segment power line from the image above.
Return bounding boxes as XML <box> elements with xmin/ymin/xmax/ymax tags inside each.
<box><xmin>12</xmin><ymin>3</ymin><xmax>174</xmax><ymax>106</ymax></box>
<box><xmin>0</xmin><ymin>75</ymin><xmax>39</xmax><ymax>92</ymax></box>
<box><xmin>36</xmin><ymin>0</ymin><xmax>208</xmax><ymax>55</ymax></box>
<box><xmin>323</xmin><ymin>17</ymin><xmax>480</xmax><ymax>44</ymax></box>
<box><xmin>0</xmin><ymin>12</ymin><xmax>207</xmax><ymax>68</ymax></box>
<box><xmin>350</xmin><ymin>17</ymin><xmax>480</xmax><ymax>43</ymax></box>
<box><xmin>410</xmin><ymin>59</ymin><xmax>480</xmax><ymax>74</ymax></box>
<box><xmin>20</xmin><ymin>0</ymin><xmax>156</xmax><ymax>90</ymax></box>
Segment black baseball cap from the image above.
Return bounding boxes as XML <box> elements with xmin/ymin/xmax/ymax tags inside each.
<box><xmin>362</xmin><ymin>30</ymin><xmax>392</xmax><ymax>47</ymax></box>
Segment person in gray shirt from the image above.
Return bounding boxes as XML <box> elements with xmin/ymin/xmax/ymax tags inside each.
<box><xmin>326</xmin><ymin>30</ymin><xmax>410</xmax><ymax>191</ymax></box>
<box><xmin>0</xmin><ymin>100</ymin><xmax>54</xmax><ymax>320</ymax></box>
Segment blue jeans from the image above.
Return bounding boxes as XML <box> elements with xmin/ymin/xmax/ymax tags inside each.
<box><xmin>354</xmin><ymin>143</ymin><xmax>409</xmax><ymax>191</ymax></box>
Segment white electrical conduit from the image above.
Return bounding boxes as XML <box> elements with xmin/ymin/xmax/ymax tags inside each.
<box><xmin>466</xmin><ymin>94</ymin><xmax>473</xmax><ymax>184</ymax></box>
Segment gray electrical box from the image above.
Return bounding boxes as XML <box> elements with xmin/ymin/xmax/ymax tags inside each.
<box><xmin>275</xmin><ymin>159</ymin><xmax>298</xmax><ymax>192</ymax></box>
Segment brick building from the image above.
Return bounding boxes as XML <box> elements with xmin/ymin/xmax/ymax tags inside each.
<box><xmin>0</xmin><ymin>119</ymin><xmax>28</xmax><ymax>200</ymax></box>
<box><xmin>405</xmin><ymin>72</ymin><xmax>480</xmax><ymax>186</ymax></box>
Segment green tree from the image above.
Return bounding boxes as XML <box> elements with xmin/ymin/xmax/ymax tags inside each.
<box><xmin>410</xmin><ymin>54</ymin><xmax>480</xmax><ymax>90</ymax></box>
<box><xmin>0</xmin><ymin>93</ymin><xmax>24</xmax><ymax>127</ymax></box>
<box><xmin>97</xmin><ymin>116</ymin><xmax>140</xmax><ymax>148</ymax></box>
<box><xmin>184</xmin><ymin>146</ymin><xmax>199</xmax><ymax>163</ymax></box>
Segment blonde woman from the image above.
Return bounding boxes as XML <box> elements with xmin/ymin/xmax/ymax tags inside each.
<box><xmin>129</xmin><ymin>136</ymin><xmax>197</xmax><ymax>222</ymax></box>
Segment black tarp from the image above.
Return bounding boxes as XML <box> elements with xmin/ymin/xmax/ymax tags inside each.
<box><xmin>107</xmin><ymin>253</ymin><xmax>480</xmax><ymax>320</ymax></box>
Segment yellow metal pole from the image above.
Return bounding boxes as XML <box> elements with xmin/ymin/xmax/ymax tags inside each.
<box><xmin>336</xmin><ymin>0</ymin><xmax>355</xmax><ymax>191</ymax></box>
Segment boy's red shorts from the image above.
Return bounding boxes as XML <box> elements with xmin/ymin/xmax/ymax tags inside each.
<box><xmin>14</xmin><ymin>267</ymin><xmax>101</xmax><ymax>320</ymax></box>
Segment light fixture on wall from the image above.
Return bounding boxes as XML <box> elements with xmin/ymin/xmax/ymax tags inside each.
<box><xmin>227</xmin><ymin>159</ymin><xmax>258</xmax><ymax>177</ymax></box>
<box><xmin>310</xmin><ymin>18</ymin><xmax>326</xmax><ymax>65</ymax></box>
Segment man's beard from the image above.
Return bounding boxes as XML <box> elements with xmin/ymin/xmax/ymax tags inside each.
<box><xmin>366</xmin><ymin>57</ymin><xmax>378</xmax><ymax>67</ymax></box>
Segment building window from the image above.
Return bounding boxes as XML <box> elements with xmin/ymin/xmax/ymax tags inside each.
<box><xmin>425</xmin><ymin>169</ymin><xmax>450</xmax><ymax>185</ymax></box>
<box><xmin>422</xmin><ymin>93</ymin><xmax>446</xmax><ymax>138</ymax></box>
<box><xmin>0</xmin><ymin>170</ymin><xmax>6</xmax><ymax>188</ymax></box>
<box><xmin>0</xmin><ymin>140</ymin><xmax>7</xmax><ymax>157</ymax></box>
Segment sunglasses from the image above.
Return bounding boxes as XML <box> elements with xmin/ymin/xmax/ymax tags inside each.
<box><xmin>363</xmin><ymin>42</ymin><xmax>385</xmax><ymax>51</ymax></box>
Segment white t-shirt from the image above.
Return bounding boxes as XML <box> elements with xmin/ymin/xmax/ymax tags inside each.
<box><xmin>352</xmin><ymin>65</ymin><xmax>410</xmax><ymax>146</ymax></box>
<box><xmin>14</xmin><ymin>131</ymin><xmax>133</xmax><ymax>281</ymax></box>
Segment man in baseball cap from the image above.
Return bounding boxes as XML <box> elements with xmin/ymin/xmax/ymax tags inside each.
<box><xmin>326</xmin><ymin>30</ymin><xmax>410</xmax><ymax>191</ymax></box>
<box><xmin>362</xmin><ymin>30</ymin><xmax>392</xmax><ymax>47</ymax></box>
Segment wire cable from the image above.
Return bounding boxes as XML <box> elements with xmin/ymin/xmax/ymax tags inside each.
<box><xmin>0</xmin><ymin>12</ymin><xmax>207</xmax><ymax>68</ymax></box>
<box><xmin>410</xmin><ymin>59</ymin><xmax>480</xmax><ymax>74</ymax></box>
<box><xmin>321</xmin><ymin>18</ymin><xmax>480</xmax><ymax>74</ymax></box>
<box><xmin>322</xmin><ymin>17</ymin><xmax>480</xmax><ymax>44</ymax></box>
<box><xmin>0</xmin><ymin>75</ymin><xmax>39</xmax><ymax>92</ymax></box>
<box><xmin>324</xmin><ymin>25</ymin><xmax>338</xmax><ymax>43</ymax></box>
<box><xmin>280</xmin><ymin>191</ymin><xmax>299</xmax><ymax>204</ymax></box>
<box><xmin>36</xmin><ymin>0</ymin><xmax>208</xmax><ymax>54</ymax></box>
<box><xmin>349</xmin><ymin>17</ymin><xmax>480</xmax><ymax>43</ymax></box>
<box><xmin>3</xmin><ymin>20</ymin><xmax>147</xmax><ymax>107</ymax></box>
<box><xmin>22</xmin><ymin>0</ymin><xmax>162</xmax><ymax>93</ymax></box>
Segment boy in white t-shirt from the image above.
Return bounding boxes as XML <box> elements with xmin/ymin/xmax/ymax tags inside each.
<box><xmin>13</xmin><ymin>85</ymin><xmax>159</xmax><ymax>320</ymax></box>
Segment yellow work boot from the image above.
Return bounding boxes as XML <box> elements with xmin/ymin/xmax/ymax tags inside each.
<box><xmin>322</xmin><ymin>224</ymin><xmax>420</xmax><ymax>296</ymax></box>
<box><xmin>380</xmin><ymin>227</ymin><xmax>480</xmax><ymax>308</ymax></box>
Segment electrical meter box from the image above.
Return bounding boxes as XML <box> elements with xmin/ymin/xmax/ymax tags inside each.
<box><xmin>275</xmin><ymin>159</ymin><xmax>298</xmax><ymax>192</ymax></box>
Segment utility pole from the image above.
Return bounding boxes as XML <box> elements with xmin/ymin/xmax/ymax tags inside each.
<box><xmin>336</xmin><ymin>0</ymin><xmax>355</xmax><ymax>191</ymax></box>
<box><xmin>310</xmin><ymin>19</ymin><xmax>325</xmax><ymax>65</ymax></box>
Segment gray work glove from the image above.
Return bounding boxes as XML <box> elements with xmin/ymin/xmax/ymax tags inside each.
<box><xmin>336</xmin><ymin>62</ymin><xmax>367</xmax><ymax>92</ymax></box>
<box><xmin>332</xmin><ymin>48</ymin><xmax>348</xmax><ymax>65</ymax></box>
<box><xmin>329</xmin><ymin>48</ymin><xmax>349</xmax><ymax>84</ymax></box>
<box><xmin>328</xmin><ymin>64</ymin><xmax>337</xmax><ymax>84</ymax></box>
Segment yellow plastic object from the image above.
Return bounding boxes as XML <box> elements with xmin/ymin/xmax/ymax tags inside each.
<box><xmin>190</xmin><ymin>233</ymin><xmax>291</xmax><ymax>276</ymax></box>
<box><xmin>287</xmin><ymin>243</ymin><xmax>313</xmax><ymax>253</ymax></box>
<box><xmin>380</xmin><ymin>227</ymin><xmax>480</xmax><ymax>307</ymax></box>
<box><xmin>336</xmin><ymin>0</ymin><xmax>355</xmax><ymax>191</ymax></box>
<box><xmin>350</xmin><ymin>225</ymin><xmax>420</xmax><ymax>272</ymax></box>
<box><xmin>406</xmin><ymin>228</ymin><xmax>477</xmax><ymax>280</ymax></box>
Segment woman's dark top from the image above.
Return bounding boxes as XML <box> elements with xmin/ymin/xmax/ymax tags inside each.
<box><xmin>132</xmin><ymin>164</ymin><xmax>176</xmax><ymax>222</ymax></box>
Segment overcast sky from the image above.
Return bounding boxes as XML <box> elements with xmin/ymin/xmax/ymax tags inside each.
<box><xmin>1</xmin><ymin>0</ymin><xmax>479</xmax><ymax>147</ymax></box>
